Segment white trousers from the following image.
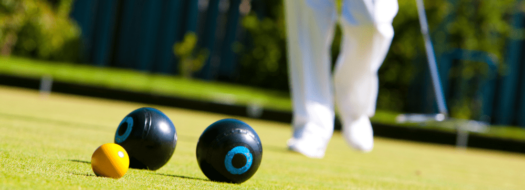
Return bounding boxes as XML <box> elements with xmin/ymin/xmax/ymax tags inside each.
<box><xmin>285</xmin><ymin>0</ymin><xmax>398</xmax><ymax>147</ymax></box>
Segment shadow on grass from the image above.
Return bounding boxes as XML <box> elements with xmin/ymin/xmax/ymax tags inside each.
<box><xmin>70</xmin><ymin>172</ymin><xmax>96</xmax><ymax>177</ymax></box>
<box><xmin>68</xmin><ymin>159</ymin><xmax>91</xmax><ymax>164</ymax></box>
<box><xmin>68</xmin><ymin>159</ymin><xmax>210</xmax><ymax>182</ymax></box>
<box><xmin>155</xmin><ymin>173</ymin><xmax>209</xmax><ymax>182</ymax></box>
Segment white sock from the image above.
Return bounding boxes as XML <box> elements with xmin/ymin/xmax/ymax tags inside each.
<box><xmin>287</xmin><ymin>133</ymin><xmax>327</xmax><ymax>159</ymax></box>
<box><xmin>342</xmin><ymin>115</ymin><xmax>374</xmax><ymax>152</ymax></box>
<box><xmin>287</xmin><ymin>138</ymin><xmax>325</xmax><ymax>158</ymax></box>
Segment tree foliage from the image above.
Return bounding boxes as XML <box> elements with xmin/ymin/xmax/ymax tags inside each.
<box><xmin>0</xmin><ymin>0</ymin><xmax>81</xmax><ymax>62</ymax></box>
<box><xmin>174</xmin><ymin>32</ymin><xmax>209</xmax><ymax>78</ymax></box>
<box><xmin>235</xmin><ymin>0</ymin><xmax>289</xmax><ymax>91</ymax></box>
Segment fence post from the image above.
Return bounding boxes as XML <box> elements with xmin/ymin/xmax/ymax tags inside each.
<box><xmin>196</xmin><ymin>0</ymin><xmax>221</xmax><ymax>80</ymax></box>
<box><xmin>70</xmin><ymin>0</ymin><xmax>99</xmax><ymax>62</ymax></box>
<box><xmin>114</xmin><ymin>0</ymin><xmax>140</xmax><ymax>69</ymax></box>
<box><xmin>92</xmin><ymin>0</ymin><xmax>119</xmax><ymax>66</ymax></box>
<box><xmin>494</xmin><ymin>11</ymin><xmax>525</xmax><ymax>125</ymax></box>
<box><xmin>136</xmin><ymin>0</ymin><xmax>164</xmax><ymax>71</ymax></box>
<box><xmin>155</xmin><ymin>0</ymin><xmax>184</xmax><ymax>74</ymax></box>
<box><xmin>218</xmin><ymin>0</ymin><xmax>242</xmax><ymax>80</ymax></box>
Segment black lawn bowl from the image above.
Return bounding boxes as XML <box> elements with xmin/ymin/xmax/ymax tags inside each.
<box><xmin>114</xmin><ymin>107</ymin><xmax>177</xmax><ymax>170</ymax></box>
<box><xmin>196</xmin><ymin>118</ymin><xmax>263</xmax><ymax>184</ymax></box>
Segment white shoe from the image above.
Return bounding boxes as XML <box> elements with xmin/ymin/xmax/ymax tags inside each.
<box><xmin>287</xmin><ymin>137</ymin><xmax>326</xmax><ymax>159</ymax></box>
<box><xmin>342</xmin><ymin>115</ymin><xmax>374</xmax><ymax>152</ymax></box>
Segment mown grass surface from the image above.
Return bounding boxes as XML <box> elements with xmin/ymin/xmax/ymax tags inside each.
<box><xmin>2</xmin><ymin>57</ymin><xmax>525</xmax><ymax>142</ymax></box>
<box><xmin>0</xmin><ymin>56</ymin><xmax>292</xmax><ymax>111</ymax></box>
<box><xmin>0</xmin><ymin>86</ymin><xmax>524</xmax><ymax>189</ymax></box>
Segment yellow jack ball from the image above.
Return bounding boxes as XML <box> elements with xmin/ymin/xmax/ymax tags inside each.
<box><xmin>91</xmin><ymin>143</ymin><xmax>130</xmax><ymax>179</ymax></box>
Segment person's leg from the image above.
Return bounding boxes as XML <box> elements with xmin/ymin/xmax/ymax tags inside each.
<box><xmin>284</xmin><ymin>0</ymin><xmax>337</xmax><ymax>158</ymax></box>
<box><xmin>334</xmin><ymin>0</ymin><xmax>398</xmax><ymax>151</ymax></box>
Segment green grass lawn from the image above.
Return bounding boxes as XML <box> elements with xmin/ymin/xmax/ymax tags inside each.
<box><xmin>0</xmin><ymin>56</ymin><xmax>292</xmax><ymax>111</ymax></box>
<box><xmin>2</xmin><ymin>56</ymin><xmax>525</xmax><ymax>142</ymax></box>
<box><xmin>0</xmin><ymin>86</ymin><xmax>524</xmax><ymax>189</ymax></box>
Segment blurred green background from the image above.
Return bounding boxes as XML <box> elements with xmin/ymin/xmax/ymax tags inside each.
<box><xmin>2</xmin><ymin>0</ymin><xmax>525</xmax><ymax>128</ymax></box>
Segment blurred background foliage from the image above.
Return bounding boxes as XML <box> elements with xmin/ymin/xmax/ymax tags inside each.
<box><xmin>236</xmin><ymin>0</ymin><xmax>288</xmax><ymax>91</ymax></box>
<box><xmin>0</xmin><ymin>0</ymin><xmax>81</xmax><ymax>62</ymax></box>
<box><xmin>0</xmin><ymin>0</ymin><xmax>522</xmax><ymax>121</ymax></box>
<box><xmin>174</xmin><ymin>32</ymin><xmax>209</xmax><ymax>78</ymax></box>
<box><xmin>236</xmin><ymin>0</ymin><xmax>518</xmax><ymax>120</ymax></box>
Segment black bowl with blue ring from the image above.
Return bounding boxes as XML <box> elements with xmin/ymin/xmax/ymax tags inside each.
<box><xmin>115</xmin><ymin>107</ymin><xmax>177</xmax><ymax>170</ymax></box>
<box><xmin>196</xmin><ymin>118</ymin><xmax>263</xmax><ymax>183</ymax></box>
